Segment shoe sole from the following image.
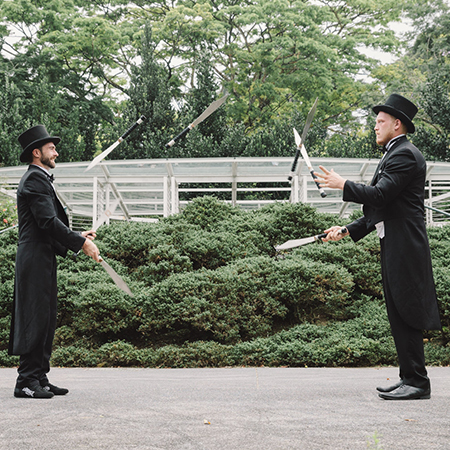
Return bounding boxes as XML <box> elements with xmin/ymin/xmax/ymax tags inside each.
<box><xmin>379</xmin><ymin>393</ymin><xmax>431</xmax><ymax>400</ymax></box>
<box><xmin>14</xmin><ymin>393</ymin><xmax>54</xmax><ymax>398</ymax></box>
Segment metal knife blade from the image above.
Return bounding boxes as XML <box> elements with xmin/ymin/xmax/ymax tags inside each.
<box><xmin>100</xmin><ymin>257</ymin><xmax>134</xmax><ymax>296</ymax></box>
<box><xmin>85</xmin><ymin>115</ymin><xmax>146</xmax><ymax>172</ymax></box>
<box><xmin>85</xmin><ymin>140</ymin><xmax>121</xmax><ymax>172</ymax></box>
<box><xmin>275</xmin><ymin>234</ymin><xmax>325</xmax><ymax>251</ymax></box>
<box><xmin>293</xmin><ymin>125</ymin><xmax>327</xmax><ymax>197</ymax></box>
<box><xmin>191</xmin><ymin>93</ymin><xmax>229</xmax><ymax>128</ymax></box>
<box><xmin>288</xmin><ymin>97</ymin><xmax>318</xmax><ymax>182</ymax></box>
<box><xmin>293</xmin><ymin>128</ymin><xmax>313</xmax><ymax>170</ymax></box>
<box><xmin>275</xmin><ymin>228</ymin><xmax>347</xmax><ymax>251</ymax></box>
<box><xmin>300</xmin><ymin>97</ymin><xmax>318</xmax><ymax>145</ymax></box>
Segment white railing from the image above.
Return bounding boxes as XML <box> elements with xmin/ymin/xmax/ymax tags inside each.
<box><xmin>1</xmin><ymin>157</ymin><xmax>450</xmax><ymax>229</ymax></box>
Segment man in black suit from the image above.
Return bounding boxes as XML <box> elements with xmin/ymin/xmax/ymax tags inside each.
<box><xmin>315</xmin><ymin>94</ymin><xmax>441</xmax><ymax>400</ymax></box>
<box><xmin>9</xmin><ymin>125</ymin><xmax>101</xmax><ymax>399</ymax></box>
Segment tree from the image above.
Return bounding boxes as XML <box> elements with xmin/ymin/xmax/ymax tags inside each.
<box><xmin>397</xmin><ymin>3</ymin><xmax>450</xmax><ymax>160</ymax></box>
<box><xmin>414</xmin><ymin>73</ymin><xmax>450</xmax><ymax>161</ymax></box>
<box><xmin>154</xmin><ymin>0</ymin><xmax>407</xmax><ymax>131</ymax></box>
<box><xmin>181</xmin><ymin>51</ymin><xmax>229</xmax><ymax>157</ymax></box>
<box><xmin>0</xmin><ymin>0</ymin><xmax>117</xmax><ymax>163</ymax></box>
<box><xmin>0</xmin><ymin>73</ymin><xmax>29</xmax><ymax>167</ymax></box>
<box><xmin>2</xmin><ymin>0</ymin><xmax>405</xmax><ymax>135</ymax></box>
<box><xmin>2</xmin><ymin>0</ymin><xmax>449</xmax><ymax>163</ymax></box>
<box><xmin>112</xmin><ymin>24</ymin><xmax>177</xmax><ymax>160</ymax></box>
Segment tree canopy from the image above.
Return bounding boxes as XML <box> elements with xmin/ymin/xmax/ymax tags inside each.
<box><xmin>0</xmin><ymin>0</ymin><xmax>449</xmax><ymax>166</ymax></box>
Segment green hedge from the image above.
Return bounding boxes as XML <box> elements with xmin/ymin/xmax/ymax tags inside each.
<box><xmin>1</xmin><ymin>197</ymin><xmax>450</xmax><ymax>368</ymax></box>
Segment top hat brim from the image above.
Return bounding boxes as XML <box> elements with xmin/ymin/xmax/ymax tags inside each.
<box><xmin>20</xmin><ymin>136</ymin><xmax>61</xmax><ymax>163</ymax></box>
<box><xmin>372</xmin><ymin>105</ymin><xmax>415</xmax><ymax>134</ymax></box>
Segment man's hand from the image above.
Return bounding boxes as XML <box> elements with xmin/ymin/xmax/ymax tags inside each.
<box><xmin>81</xmin><ymin>229</ymin><xmax>97</xmax><ymax>241</ymax></box>
<box><xmin>82</xmin><ymin>238</ymin><xmax>101</xmax><ymax>262</ymax></box>
<box><xmin>314</xmin><ymin>165</ymin><xmax>347</xmax><ymax>190</ymax></box>
<box><xmin>322</xmin><ymin>226</ymin><xmax>349</xmax><ymax>242</ymax></box>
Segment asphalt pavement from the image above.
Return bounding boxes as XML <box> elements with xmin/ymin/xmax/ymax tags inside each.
<box><xmin>1</xmin><ymin>366</ymin><xmax>450</xmax><ymax>449</ymax></box>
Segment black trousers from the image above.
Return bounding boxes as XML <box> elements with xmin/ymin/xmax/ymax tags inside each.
<box><xmin>381</xmin><ymin>241</ymin><xmax>429</xmax><ymax>390</ymax></box>
<box><xmin>15</xmin><ymin>264</ymin><xmax>57</xmax><ymax>389</ymax></box>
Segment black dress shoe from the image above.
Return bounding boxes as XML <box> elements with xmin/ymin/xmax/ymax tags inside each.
<box><xmin>378</xmin><ymin>384</ymin><xmax>431</xmax><ymax>400</ymax></box>
<box><xmin>42</xmin><ymin>383</ymin><xmax>69</xmax><ymax>395</ymax></box>
<box><xmin>376</xmin><ymin>380</ymin><xmax>403</xmax><ymax>392</ymax></box>
<box><xmin>14</xmin><ymin>385</ymin><xmax>54</xmax><ymax>399</ymax></box>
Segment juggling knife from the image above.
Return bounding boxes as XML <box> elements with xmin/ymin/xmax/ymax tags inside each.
<box><xmin>288</xmin><ymin>97</ymin><xmax>318</xmax><ymax>182</ymax></box>
<box><xmin>165</xmin><ymin>94</ymin><xmax>229</xmax><ymax>148</ymax></box>
<box><xmin>85</xmin><ymin>115</ymin><xmax>146</xmax><ymax>172</ymax></box>
<box><xmin>99</xmin><ymin>256</ymin><xmax>134</xmax><ymax>297</ymax></box>
<box><xmin>275</xmin><ymin>228</ymin><xmax>347</xmax><ymax>251</ymax></box>
<box><xmin>293</xmin><ymin>127</ymin><xmax>327</xmax><ymax>198</ymax></box>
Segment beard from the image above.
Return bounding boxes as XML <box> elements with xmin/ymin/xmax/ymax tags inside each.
<box><xmin>40</xmin><ymin>154</ymin><xmax>56</xmax><ymax>169</ymax></box>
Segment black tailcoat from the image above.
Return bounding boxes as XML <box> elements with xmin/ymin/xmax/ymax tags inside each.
<box><xmin>344</xmin><ymin>136</ymin><xmax>441</xmax><ymax>331</ymax></box>
<box><xmin>9</xmin><ymin>165</ymin><xmax>85</xmax><ymax>355</ymax></box>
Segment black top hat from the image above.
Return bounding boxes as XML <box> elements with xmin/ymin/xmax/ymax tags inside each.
<box><xmin>372</xmin><ymin>93</ymin><xmax>418</xmax><ymax>134</ymax></box>
<box><xmin>18</xmin><ymin>125</ymin><xmax>61</xmax><ymax>163</ymax></box>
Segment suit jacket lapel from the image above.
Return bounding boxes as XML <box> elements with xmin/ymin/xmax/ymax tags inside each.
<box><xmin>370</xmin><ymin>157</ymin><xmax>385</xmax><ymax>186</ymax></box>
<box><xmin>28</xmin><ymin>165</ymin><xmax>69</xmax><ymax>226</ymax></box>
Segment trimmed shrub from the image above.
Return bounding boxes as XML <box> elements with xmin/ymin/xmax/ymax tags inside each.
<box><xmin>1</xmin><ymin>198</ymin><xmax>450</xmax><ymax>368</ymax></box>
<box><xmin>294</xmin><ymin>236</ymin><xmax>382</xmax><ymax>299</ymax></box>
<box><xmin>179</xmin><ymin>195</ymin><xmax>241</xmax><ymax>231</ymax></box>
<box><xmin>218</xmin><ymin>201</ymin><xmax>335</xmax><ymax>251</ymax></box>
<box><xmin>231</xmin><ymin>301</ymin><xmax>396</xmax><ymax>367</ymax></box>
<box><xmin>138</xmin><ymin>259</ymin><xmax>288</xmax><ymax>344</ymax></box>
<box><xmin>0</xmin><ymin>350</ymin><xmax>18</xmax><ymax>366</ymax></box>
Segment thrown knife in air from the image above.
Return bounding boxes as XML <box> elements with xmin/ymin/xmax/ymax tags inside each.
<box><xmin>293</xmin><ymin>127</ymin><xmax>327</xmax><ymax>198</ymax></box>
<box><xmin>288</xmin><ymin>97</ymin><xmax>318</xmax><ymax>183</ymax></box>
<box><xmin>165</xmin><ymin>94</ymin><xmax>229</xmax><ymax>148</ymax></box>
<box><xmin>85</xmin><ymin>115</ymin><xmax>146</xmax><ymax>172</ymax></box>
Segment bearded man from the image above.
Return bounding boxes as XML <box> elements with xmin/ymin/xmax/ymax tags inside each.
<box><xmin>9</xmin><ymin>125</ymin><xmax>101</xmax><ymax>399</ymax></box>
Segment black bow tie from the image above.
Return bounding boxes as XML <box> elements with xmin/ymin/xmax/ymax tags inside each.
<box><xmin>47</xmin><ymin>174</ymin><xmax>54</xmax><ymax>183</ymax></box>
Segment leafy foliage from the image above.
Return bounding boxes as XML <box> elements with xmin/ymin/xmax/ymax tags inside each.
<box><xmin>4</xmin><ymin>0</ymin><xmax>450</xmax><ymax>164</ymax></box>
<box><xmin>113</xmin><ymin>24</ymin><xmax>177</xmax><ymax>159</ymax></box>
<box><xmin>1</xmin><ymin>198</ymin><xmax>450</xmax><ymax>368</ymax></box>
<box><xmin>0</xmin><ymin>196</ymin><xmax>18</xmax><ymax>230</ymax></box>
<box><xmin>416</xmin><ymin>73</ymin><xmax>450</xmax><ymax>161</ymax></box>
<box><xmin>0</xmin><ymin>76</ymin><xmax>30</xmax><ymax>167</ymax></box>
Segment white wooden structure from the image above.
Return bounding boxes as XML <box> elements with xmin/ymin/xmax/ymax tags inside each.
<box><xmin>1</xmin><ymin>157</ymin><xmax>450</xmax><ymax>229</ymax></box>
